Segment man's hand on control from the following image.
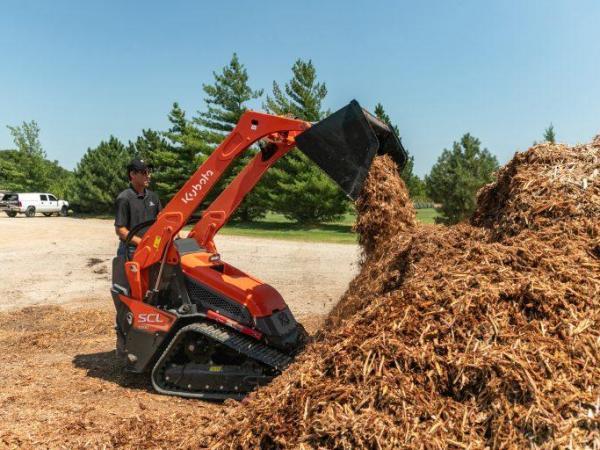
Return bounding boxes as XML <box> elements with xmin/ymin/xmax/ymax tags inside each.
<box><xmin>115</xmin><ymin>226</ymin><xmax>141</xmax><ymax>246</ymax></box>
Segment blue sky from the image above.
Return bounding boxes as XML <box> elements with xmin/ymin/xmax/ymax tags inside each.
<box><xmin>1</xmin><ymin>0</ymin><xmax>599</xmax><ymax>177</ymax></box>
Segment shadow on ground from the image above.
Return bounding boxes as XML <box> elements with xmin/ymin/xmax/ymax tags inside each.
<box><xmin>73</xmin><ymin>350</ymin><xmax>153</xmax><ymax>392</ymax></box>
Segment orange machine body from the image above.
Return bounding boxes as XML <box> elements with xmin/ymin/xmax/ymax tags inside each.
<box><xmin>123</xmin><ymin>111</ymin><xmax>309</xmax><ymax>311</ymax></box>
<box><xmin>118</xmin><ymin>294</ymin><xmax>177</xmax><ymax>334</ymax></box>
<box><xmin>179</xmin><ymin>253</ymin><xmax>287</xmax><ymax>318</ymax></box>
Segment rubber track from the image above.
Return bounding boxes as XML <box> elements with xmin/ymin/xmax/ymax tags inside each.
<box><xmin>151</xmin><ymin>321</ymin><xmax>292</xmax><ymax>399</ymax></box>
<box><xmin>185</xmin><ymin>322</ymin><xmax>293</xmax><ymax>370</ymax></box>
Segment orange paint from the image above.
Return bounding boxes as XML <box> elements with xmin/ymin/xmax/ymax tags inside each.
<box><xmin>119</xmin><ymin>294</ymin><xmax>176</xmax><ymax>333</ymax></box>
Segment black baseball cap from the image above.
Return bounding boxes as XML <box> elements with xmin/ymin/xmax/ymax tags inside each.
<box><xmin>127</xmin><ymin>158</ymin><xmax>154</xmax><ymax>172</ymax></box>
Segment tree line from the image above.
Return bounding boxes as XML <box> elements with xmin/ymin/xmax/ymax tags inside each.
<box><xmin>0</xmin><ymin>54</ymin><xmax>557</xmax><ymax>224</ymax></box>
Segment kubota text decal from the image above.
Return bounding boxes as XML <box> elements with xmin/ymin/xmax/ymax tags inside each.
<box><xmin>182</xmin><ymin>170</ymin><xmax>214</xmax><ymax>204</ymax></box>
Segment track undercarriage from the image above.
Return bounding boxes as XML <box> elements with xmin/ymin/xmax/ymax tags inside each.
<box><xmin>151</xmin><ymin>322</ymin><xmax>293</xmax><ymax>400</ymax></box>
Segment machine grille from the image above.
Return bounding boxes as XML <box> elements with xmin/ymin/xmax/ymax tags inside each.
<box><xmin>185</xmin><ymin>278</ymin><xmax>252</xmax><ymax>325</ymax></box>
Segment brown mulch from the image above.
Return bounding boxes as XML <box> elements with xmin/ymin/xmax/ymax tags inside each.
<box><xmin>0</xmin><ymin>305</ymin><xmax>223</xmax><ymax>450</ymax></box>
<box><xmin>192</xmin><ymin>142</ymin><xmax>600</xmax><ymax>449</ymax></box>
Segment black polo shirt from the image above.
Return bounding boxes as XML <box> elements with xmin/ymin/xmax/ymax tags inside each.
<box><xmin>114</xmin><ymin>185</ymin><xmax>162</xmax><ymax>239</ymax></box>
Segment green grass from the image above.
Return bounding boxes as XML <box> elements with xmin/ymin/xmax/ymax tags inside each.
<box><xmin>415</xmin><ymin>208</ymin><xmax>440</xmax><ymax>224</ymax></box>
<box><xmin>220</xmin><ymin>212</ymin><xmax>357</xmax><ymax>244</ymax></box>
<box><xmin>81</xmin><ymin>208</ymin><xmax>440</xmax><ymax>244</ymax></box>
<box><xmin>219</xmin><ymin>208</ymin><xmax>440</xmax><ymax>244</ymax></box>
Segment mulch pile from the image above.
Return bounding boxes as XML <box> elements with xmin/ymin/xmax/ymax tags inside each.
<box><xmin>193</xmin><ymin>141</ymin><xmax>600</xmax><ymax>449</ymax></box>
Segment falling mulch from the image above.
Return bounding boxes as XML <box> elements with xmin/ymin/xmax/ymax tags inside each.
<box><xmin>190</xmin><ymin>142</ymin><xmax>600</xmax><ymax>449</ymax></box>
<box><xmin>328</xmin><ymin>156</ymin><xmax>416</xmax><ymax>326</ymax></box>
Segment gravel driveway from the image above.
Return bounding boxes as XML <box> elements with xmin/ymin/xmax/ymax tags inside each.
<box><xmin>0</xmin><ymin>216</ymin><xmax>360</xmax><ymax>319</ymax></box>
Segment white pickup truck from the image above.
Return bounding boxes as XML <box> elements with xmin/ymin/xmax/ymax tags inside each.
<box><xmin>0</xmin><ymin>192</ymin><xmax>69</xmax><ymax>217</ymax></box>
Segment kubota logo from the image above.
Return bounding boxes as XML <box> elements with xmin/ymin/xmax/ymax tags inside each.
<box><xmin>182</xmin><ymin>170</ymin><xmax>214</xmax><ymax>204</ymax></box>
<box><xmin>138</xmin><ymin>313</ymin><xmax>164</xmax><ymax>324</ymax></box>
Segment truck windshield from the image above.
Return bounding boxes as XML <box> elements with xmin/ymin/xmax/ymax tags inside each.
<box><xmin>2</xmin><ymin>194</ymin><xmax>18</xmax><ymax>201</ymax></box>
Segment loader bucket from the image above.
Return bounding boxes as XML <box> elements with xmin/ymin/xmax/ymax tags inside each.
<box><xmin>295</xmin><ymin>100</ymin><xmax>408</xmax><ymax>200</ymax></box>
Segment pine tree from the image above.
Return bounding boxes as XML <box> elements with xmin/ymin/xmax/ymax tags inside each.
<box><xmin>373</xmin><ymin>103</ymin><xmax>426</xmax><ymax>198</ymax></box>
<box><xmin>192</xmin><ymin>53</ymin><xmax>267</xmax><ymax>221</ymax></box>
<box><xmin>69</xmin><ymin>136</ymin><xmax>133</xmax><ymax>213</ymax></box>
<box><xmin>130</xmin><ymin>127</ymin><xmax>187</xmax><ymax>203</ymax></box>
<box><xmin>264</xmin><ymin>60</ymin><xmax>326</xmax><ymax>121</ymax></box>
<box><xmin>543</xmin><ymin>123</ymin><xmax>556</xmax><ymax>143</ymax></box>
<box><xmin>264</xmin><ymin>59</ymin><xmax>349</xmax><ymax>224</ymax></box>
<box><xmin>149</xmin><ymin>103</ymin><xmax>206</xmax><ymax>204</ymax></box>
<box><xmin>131</xmin><ymin>129</ymin><xmax>167</xmax><ymax>162</ymax></box>
<box><xmin>425</xmin><ymin>133</ymin><xmax>498</xmax><ymax>224</ymax></box>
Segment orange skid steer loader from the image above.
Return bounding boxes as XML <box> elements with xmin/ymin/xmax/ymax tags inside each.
<box><xmin>110</xmin><ymin>100</ymin><xmax>407</xmax><ymax>399</ymax></box>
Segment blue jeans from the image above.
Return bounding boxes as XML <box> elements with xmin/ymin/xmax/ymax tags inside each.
<box><xmin>117</xmin><ymin>242</ymin><xmax>136</xmax><ymax>259</ymax></box>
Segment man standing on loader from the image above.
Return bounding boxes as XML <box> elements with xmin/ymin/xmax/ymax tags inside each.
<box><xmin>114</xmin><ymin>158</ymin><xmax>162</xmax><ymax>258</ymax></box>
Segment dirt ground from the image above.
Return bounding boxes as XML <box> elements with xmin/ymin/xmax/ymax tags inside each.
<box><xmin>0</xmin><ymin>216</ymin><xmax>359</xmax><ymax>448</ymax></box>
<box><xmin>0</xmin><ymin>216</ymin><xmax>359</xmax><ymax>314</ymax></box>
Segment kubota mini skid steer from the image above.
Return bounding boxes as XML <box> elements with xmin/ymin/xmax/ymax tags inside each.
<box><xmin>110</xmin><ymin>100</ymin><xmax>407</xmax><ymax>400</ymax></box>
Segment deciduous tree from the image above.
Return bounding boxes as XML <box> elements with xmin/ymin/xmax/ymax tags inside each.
<box><xmin>6</xmin><ymin>121</ymin><xmax>50</xmax><ymax>191</ymax></box>
<box><xmin>0</xmin><ymin>150</ymin><xmax>27</xmax><ymax>191</ymax></box>
<box><xmin>46</xmin><ymin>160</ymin><xmax>73</xmax><ymax>199</ymax></box>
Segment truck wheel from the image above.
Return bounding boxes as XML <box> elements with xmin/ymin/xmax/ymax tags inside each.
<box><xmin>25</xmin><ymin>206</ymin><xmax>36</xmax><ymax>218</ymax></box>
<box><xmin>43</xmin><ymin>212</ymin><xmax>53</xmax><ymax>217</ymax></box>
<box><xmin>5</xmin><ymin>211</ymin><xmax>17</xmax><ymax>218</ymax></box>
<box><xmin>60</xmin><ymin>206</ymin><xmax>68</xmax><ymax>217</ymax></box>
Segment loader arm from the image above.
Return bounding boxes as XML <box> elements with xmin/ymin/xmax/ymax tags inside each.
<box><xmin>187</xmin><ymin>133</ymin><xmax>300</xmax><ymax>252</ymax></box>
<box><xmin>125</xmin><ymin>112</ymin><xmax>309</xmax><ymax>301</ymax></box>
<box><xmin>186</xmin><ymin>100</ymin><xmax>409</xmax><ymax>253</ymax></box>
<box><xmin>124</xmin><ymin>100</ymin><xmax>407</xmax><ymax>303</ymax></box>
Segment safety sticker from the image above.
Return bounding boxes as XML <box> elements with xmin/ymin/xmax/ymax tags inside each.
<box><xmin>153</xmin><ymin>235</ymin><xmax>162</xmax><ymax>249</ymax></box>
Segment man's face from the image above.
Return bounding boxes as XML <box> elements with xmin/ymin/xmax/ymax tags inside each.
<box><xmin>130</xmin><ymin>169</ymin><xmax>151</xmax><ymax>187</ymax></box>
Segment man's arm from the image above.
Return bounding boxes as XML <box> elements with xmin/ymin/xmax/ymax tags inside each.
<box><xmin>115</xmin><ymin>226</ymin><xmax>142</xmax><ymax>246</ymax></box>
